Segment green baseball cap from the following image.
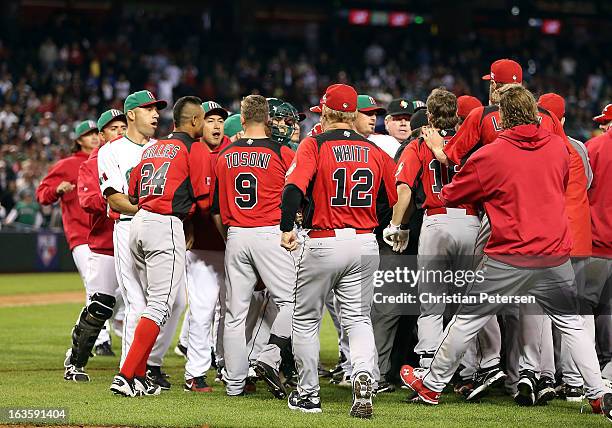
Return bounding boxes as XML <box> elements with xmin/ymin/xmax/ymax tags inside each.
<box><xmin>123</xmin><ymin>90</ymin><xmax>167</xmax><ymax>113</ymax></box>
<box><xmin>97</xmin><ymin>109</ymin><xmax>126</xmax><ymax>131</ymax></box>
<box><xmin>223</xmin><ymin>113</ymin><xmax>243</xmax><ymax>138</ymax></box>
<box><xmin>202</xmin><ymin>101</ymin><xmax>228</xmax><ymax>119</ymax></box>
<box><xmin>357</xmin><ymin>95</ymin><xmax>387</xmax><ymax>115</ymax></box>
<box><xmin>74</xmin><ymin>120</ymin><xmax>98</xmax><ymax>139</ymax></box>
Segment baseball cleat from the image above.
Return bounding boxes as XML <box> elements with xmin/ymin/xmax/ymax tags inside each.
<box><xmin>134</xmin><ymin>376</ymin><xmax>162</xmax><ymax>396</ymax></box>
<box><xmin>174</xmin><ymin>343</ymin><xmax>188</xmax><ymax>359</ymax></box>
<box><xmin>535</xmin><ymin>376</ymin><xmax>556</xmax><ymax>405</ymax></box>
<box><xmin>374</xmin><ymin>381</ymin><xmax>396</xmax><ymax>394</ymax></box>
<box><xmin>399</xmin><ymin>365</ymin><xmax>440</xmax><ymax>405</ymax></box>
<box><xmin>64</xmin><ymin>365</ymin><xmax>90</xmax><ymax>382</ymax></box>
<box><xmin>601</xmin><ymin>393</ymin><xmax>612</xmax><ymax>422</ymax></box>
<box><xmin>184</xmin><ymin>376</ymin><xmax>213</xmax><ymax>393</ymax></box>
<box><xmin>318</xmin><ymin>365</ymin><xmax>332</xmax><ymax>378</ymax></box>
<box><xmin>214</xmin><ymin>367</ymin><xmax>223</xmax><ymax>383</ymax></box>
<box><xmin>564</xmin><ymin>385</ymin><xmax>584</xmax><ymax>402</ymax></box>
<box><xmin>514</xmin><ymin>372</ymin><xmax>536</xmax><ymax>406</ymax></box>
<box><xmin>287</xmin><ymin>390</ymin><xmax>322</xmax><ymax>413</ymax></box>
<box><xmin>94</xmin><ymin>341</ymin><xmax>115</xmax><ymax>357</ymax></box>
<box><xmin>350</xmin><ymin>372</ymin><xmax>374</xmax><ymax>419</ymax></box>
<box><xmin>110</xmin><ymin>373</ymin><xmax>136</xmax><ymax>397</ymax></box>
<box><xmin>465</xmin><ymin>365</ymin><xmax>507</xmax><ymax>401</ymax></box>
<box><xmin>146</xmin><ymin>365</ymin><xmax>171</xmax><ymax>390</ymax></box>
<box><xmin>454</xmin><ymin>378</ymin><xmax>475</xmax><ymax>396</ymax></box>
<box><xmin>254</xmin><ymin>361</ymin><xmax>287</xmax><ymax>399</ymax></box>
<box><xmin>245</xmin><ymin>377</ymin><xmax>257</xmax><ymax>394</ymax></box>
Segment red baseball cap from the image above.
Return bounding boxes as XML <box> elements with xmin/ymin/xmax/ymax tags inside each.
<box><xmin>593</xmin><ymin>104</ymin><xmax>612</xmax><ymax>124</ymax></box>
<box><xmin>538</xmin><ymin>93</ymin><xmax>565</xmax><ymax>121</ymax></box>
<box><xmin>482</xmin><ymin>59</ymin><xmax>523</xmax><ymax>84</ymax></box>
<box><xmin>457</xmin><ymin>95</ymin><xmax>483</xmax><ymax>119</ymax></box>
<box><xmin>321</xmin><ymin>84</ymin><xmax>358</xmax><ymax>112</ymax></box>
<box><xmin>308</xmin><ymin>99</ymin><xmax>323</xmax><ymax>113</ymax></box>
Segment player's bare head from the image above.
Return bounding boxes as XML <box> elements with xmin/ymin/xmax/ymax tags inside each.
<box><xmin>100</xmin><ymin>119</ymin><xmax>127</xmax><ymax>143</ymax></box>
<box><xmin>426</xmin><ymin>88</ymin><xmax>459</xmax><ymax>130</ymax></box>
<box><xmin>497</xmin><ymin>85</ymin><xmax>539</xmax><ymax>129</ymax></box>
<box><xmin>173</xmin><ymin>96</ymin><xmax>205</xmax><ymax>139</ymax></box>
<box><xmin>321</xmin><ymin>105</ymin><xmax>357</xmax><ymax>129</ymax></box>
<box><xmin>241</xmin><ymin>95</ymin><xmax>269</xmax><ymax>127</ymax></box>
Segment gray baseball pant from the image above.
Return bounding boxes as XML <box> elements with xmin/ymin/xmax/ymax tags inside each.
<box><xmin>293</xmin><ymin>231</ymin><xmax>379</xmax><ymax>397</ymax></box>
<box><xmin>129</xmin><ymin>209</ymin><xmax>186</xmax><ymax>327</ymax></box>
<box><xmin>423</xmin><ymin>257</ymin><xmax>607</xmax><ymax>400</ymax></box>
<box><xmin>223</xmin><ymin>225</ymin><xmax>295</xmax><ymax>396</ymax></box>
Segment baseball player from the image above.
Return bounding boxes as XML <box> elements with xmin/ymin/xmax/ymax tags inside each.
<box><xmin>212</xmin><ymin>95</ymin><xmax>296</xmax><ymax>399</ymax></box>
<box><xmin>386</xmin><ymin>88</ymin><xmax>505</xmax><ymax>401</ymax></box>
<box><xmin>182</xmin><ymin>100</ymin><xmax>230</xmax><ymax>392</ymax></box>
<box><xmin>280</xmin><ymin>83</ymin><xmax>397</xmax><ymax>418</ymax></box>
<box><xmin>110</xmin><ymin>95</ymin><xmax>211</xmax><ymax>397</ymax></box>
<box><xmin>585</xmin><ymin>113</ymin><xmax>612</xmax><ymax>384</ymax></box>
<box><xmin>424</xmin><ymin>59</ymin><xmax>592</xmax><ymax>397</ymax></box>
<box><xmin>36</xmin><ymin>120</ymin><xmax>101</xmax><ymax>381</ymax></box>
<box><xmin>98</xmin><ymin>90</ymin><xmax>182</xmax><ymax>390</ymax></box>
<box><xmin>512</xmin><ymin>93</ymin><xmax>594</xmax><ymax>405</ymax></box>
<box><xmin>400</xmin><ymin>86</ymin><xmax>612</xmax><ymax>423</ymax></box>
<box><xmin>62</xmin><ymin>110</ymin><xmax>127</xmax><ymax>382</ymax></box>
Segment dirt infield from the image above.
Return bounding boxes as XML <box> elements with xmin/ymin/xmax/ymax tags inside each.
<box><xmin>0</xmin><ymin>291</ymin><xmax>84</xmax><ymax>308</ymax></box>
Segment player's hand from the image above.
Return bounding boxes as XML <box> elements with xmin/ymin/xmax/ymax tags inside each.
<box><xmin>422</xmin><ymin>127</ymin><xmax>444</xmax><ymax>151</ymax></box>
<box><xmin>281</xmin><ymin>230</ymin><xmax>298</xmax><ymax>252</ymax></box>
<box><xmin>56</xmin><ymin>181</ymin><xmax>75</xmax><ymax>195</ymax></box>
<box><xmin>383</xmin><ymin>223</ymin><xmax>409</xmax><ymax>253</ymax></box>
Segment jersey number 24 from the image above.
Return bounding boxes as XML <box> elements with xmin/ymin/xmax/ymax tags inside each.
<box><xmin>140</xmin><ymin>162</ymin><xmax>170</xmax><ymax>197</ymax></box>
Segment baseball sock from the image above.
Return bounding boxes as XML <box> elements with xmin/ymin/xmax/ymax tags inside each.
<box><xmin>120</xmin><ymin>317</ymin><xmax>160</xmax><ymax>379</ymax></box>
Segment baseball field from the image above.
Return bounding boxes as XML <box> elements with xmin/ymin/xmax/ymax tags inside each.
<box><xmin>0</xmin><ymin>272</ymin><xmax>607</xmax><ymax>427</ymax></box>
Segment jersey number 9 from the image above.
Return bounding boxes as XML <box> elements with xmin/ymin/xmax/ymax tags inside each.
<box><xmin>235</xmin><ymin>172</ymin><xmax>257</xmax><ymax>209</ymax></box>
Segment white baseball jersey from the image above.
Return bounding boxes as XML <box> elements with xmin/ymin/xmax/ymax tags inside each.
<box><xmin>97</xmin><ymin>136</ymin><xmax>155</xmax><ymax>220</ymax></box>
<box><xmin>368</xmin><ymin>134</ymin><xmax>400</xmax><ymax>159</ymax></box>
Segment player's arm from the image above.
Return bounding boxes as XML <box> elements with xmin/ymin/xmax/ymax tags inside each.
<box><xmin>209</xmin><ymin>180</ymin><xmax>227</xmax><ymax>241</ymax></box>
<box><xmin>280</xmin><ymin>137</ymin><xmax>318</xmax><ymax>251</ymax></box>
<box><xmin>36</xmin><ymin>161</ymin><xmax>70</xmax><ymax>205</ymax></box>
<box><xmin>188</xmin><ymin>143</ymin><xmax>212</xmax><ymax>212</ymax></box>
<box><xmin>390</xmin><ymin>142</ymin><xmax>420</xmax><ymax>226</ymax></box>
<box><xmin>440</xmin><ymin>156</ymin><xmax>485</xmax><ymax>206</ymax></box>
<box><xmin>127</xmin><ymin>162</ymin><xmax>141</xmax><ymax>206</ymax></box>
<box><xmin>98</xmin><ymin>146</ymin><xmax>138</xmax><ymax>215</ymax></box>
<box><xmin>77</xmin><ymin>161</ymin><xmax>106</xmax><ymax>214</ymax></box>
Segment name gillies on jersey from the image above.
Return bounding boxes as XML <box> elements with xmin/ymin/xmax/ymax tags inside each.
<box><xmin>142</xmin><ymin>143</ymin><xmax>180</xmax><ymax>160</ymax></box>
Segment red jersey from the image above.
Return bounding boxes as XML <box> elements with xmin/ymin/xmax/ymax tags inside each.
<box><xmin>586</xmin><ymin>128</ymin><xmax>612</xmax><ymax>258</ymax></box>
<box><xmin>444</xmin><ymin>104</ymin><xmax>591</xmax><ymax>257</ymax></box>
<box><xmin>441</xmin><ymin>124</ymin><xmax>572</xmax><ymax>267</ymax></box>
<box><xmin>77</xmin><ymin>147</ymin><xmax>114</xmax><ymax>256</ymax></box>
<box><xmin>129</xmin><ymin>132</ymin><xmax>211</xmax><ymax>217</ymax></box>
<box><xmin>36</xmin><ymin>150</ymin><xmax>90</xmax><ymax>250</ymax></box>
<box><xmin>192</xmin><ymin>136</ymin><xmax>231</xmax><ymax>251</ymax></box>
<box><xmin>395</xmin><ymin>129</ymin><xmax>476</xmax><ymax>213</ymax></box>
<box><xmin>214</xmin><ymin>137</ymin><xmax>295</xmax><ymax>227</ymax></box>
<box><xmin>285</xmin><ymin>129</ymin><xmax>398</xmax><ymax>230</ymax></box>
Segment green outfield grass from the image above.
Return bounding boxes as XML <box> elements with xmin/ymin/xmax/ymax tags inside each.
<box><xmin>0</xmin><ymin>273</ymin><xmax>607</xmax><ymax>427</ymax></box>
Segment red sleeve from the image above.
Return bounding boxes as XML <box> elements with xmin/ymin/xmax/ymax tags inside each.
<box><xmin>189</xmin><ymin>142</ymin><xmax>212</xmax><ymax>211</ymax></box>
<box><xmin>77</xmin><ymin>160</ymin><xmax>106</xmax><ymax>214</ymax></box>
<box><xmin>440</xmin><ymin>157</ymin><xmax>485</xmax><ymax>207</ymax></box>
<box><xmin>285</xmin><ymin>137</ymin><xmax>318</xmax><ymax>194</ymax></box>
<box><xmin>128</xmin><ymin>161</ymin><xmax>142</xmax><ymax>203</ymax></box>
<box><xmin>381</xmin><ymin>150</ymin><xmax>398</xmax><ymax>206</ymax></box>
<box><xmin>443</xmin><ymin>106</ymin><xmax>484</xmax><ymax>165</ymax></box>
<box><xmin>36</xmin><ymin>160</ymin><xmax>65</xmax><ymax>205</ymax></box>
<box><xmin>395</xmin><ymin>140</ymin><xmax>422</xmax><ymax>188</ymax></box>
<box><xmin>280</xmin><ymin>145</ymin><xmax>296</xmax><ymax>170</ymax></box>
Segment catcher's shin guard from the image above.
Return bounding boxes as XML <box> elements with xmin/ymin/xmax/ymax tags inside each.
<box><xmin>69</xmin><ymin>293</ymin><xmax>116</xmax><ymax>367</ymax></box>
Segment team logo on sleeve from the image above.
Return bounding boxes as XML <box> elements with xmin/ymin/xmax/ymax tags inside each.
<box><xmin>395</xmin><ymin>162</ymin><xmax>404</xmax><ymax>177</ymax></box>
<box><xmin>285</xmin><ymin>162</ymin><xmax>296</xmax><ymax>178</ymax></box>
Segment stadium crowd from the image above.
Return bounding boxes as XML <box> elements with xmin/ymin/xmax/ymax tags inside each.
<box><xmin>0</xmin><ymin>12</ymin><xmax>610</xmax><ymax>230</ymax></box>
